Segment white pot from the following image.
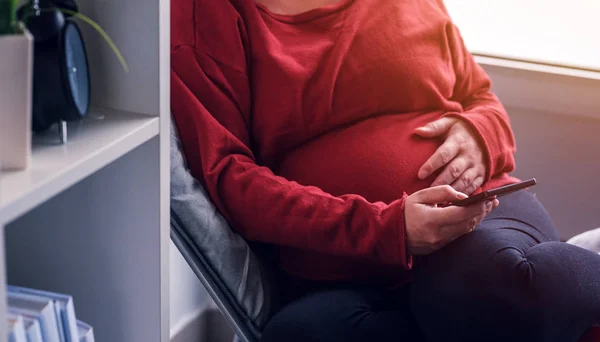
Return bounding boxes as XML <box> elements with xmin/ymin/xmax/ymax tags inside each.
<box><xmin>0</xmin><ymin>31</ymin><xmax>33</xmax><ymax>171</ymax></box>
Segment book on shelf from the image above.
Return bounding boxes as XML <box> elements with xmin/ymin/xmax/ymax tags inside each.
<box><xmin>7</xmin><ymin>312</ymin><xmax>27</xmax><ymax>342</ymax></box>
<box><xmin>6</xmin><ymin>285</ymin><xmax>96</xmax><ymax>342</ymax></box>
<box><xmin>7</xmin><ymin>291</ymin><xmax>61</xmax><ymax>342</ymax></box>
<box><xmin>19</xmin><ymin>313</ymin><xmax>44</xmax><ymax>342</ymax></box>
<box><xmin>76</xmin><ymin>320</ymin><xmax>95</xmax><ymax>342</ymax></box>
<box><xmin>8</xmin><ymin>285</ymin><xmax>78</xmax><ymax>342</ymax></box>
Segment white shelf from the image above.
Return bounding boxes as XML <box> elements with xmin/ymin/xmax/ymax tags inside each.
<box><xmin>0</xmin><ymin>107</ymin><xmax>159</xmax><ymax>225</ymax></box>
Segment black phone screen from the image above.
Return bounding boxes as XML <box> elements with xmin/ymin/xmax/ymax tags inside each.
<box><xmin>451</xmin><ymin>178</ymin><xmax>537</xmax><ymax>207</ymax></box>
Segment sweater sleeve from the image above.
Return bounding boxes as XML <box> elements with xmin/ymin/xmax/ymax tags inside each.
<box><xmin>171</xmin><ymin>44</ymin><xmax>411</xmax><ymax>269</ymax></box>
<box><xmin>436</xmin><ymin>2</ymin><xmax>517</xmax><ymax>181</ymax></box>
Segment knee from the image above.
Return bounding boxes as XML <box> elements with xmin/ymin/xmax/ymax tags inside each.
<box><xmin>411</xmin><ymin>238</ymin><xmax>598</xmax><ymax>341</ymax></box>
<box><xmin>410</xmin><ymin>234</ymin><xmax>548</xmax><ymax>340</ymax></box>
<box><xmin>523</xmin><ymin>241</ymin><xmax>600</xmax><ymax>311</ymax></box>
<box><xmin>413</xmin><ymin>238</ymin><xmax>539</xmax><ymax>308</ymax></box>
<box><xmin>412</xmin><ymin>228</ymin><xmax>538</xmax><ymax>299</ymax></box>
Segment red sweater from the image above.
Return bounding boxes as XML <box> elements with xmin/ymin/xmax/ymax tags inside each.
<box><xmin>171</xmin><ymin>0</ymin><xmax>518</xmax><ymax>284</ymax></box>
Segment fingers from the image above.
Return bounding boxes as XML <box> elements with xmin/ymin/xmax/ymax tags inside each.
<box><xmin>444</xmin><ymin>197</ymin><xmax>498</xmax><ymax>234</ymax></box>
<box><xmin>411</xmin><ymin>185</ymin><xmax>468</xmax><ymax>204</ymax></box>
<box><xmin>423</xmin><ymin>199</ymin><xmax>498</xmax><ymax>251</ymax></box>
<box><xmin>431</xmin><ymin>157</ymin><xmax>469</xmax><ymax>187</ymax></box>
<box><xmin>435</xmin><ymin>197</ymin><xmax>495</xmax><ymax>226</ymax></box>
<box><xmin>450</xmin><ymin>168</ymin><xmax>484</xmax><ymax>194</ymax></box>
<box><xmin>418</xmin><ymin>140</ymin><xmax>460</xmax><ymax>179</ymax></box>
<box><xmin>414</xmin><ymin>117</ymin><xmax>458</xmax><ymax>138</ymax></box>
<box><xmin>440</xmin><ymin>212</ymin><xmax>485</xmax><ymax>242</ymax></box>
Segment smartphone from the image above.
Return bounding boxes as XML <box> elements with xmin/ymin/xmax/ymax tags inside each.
<box><xmin>451</xmin><ymin>178</ymin><xmax>537</xmax><ymax>207</ymax></box>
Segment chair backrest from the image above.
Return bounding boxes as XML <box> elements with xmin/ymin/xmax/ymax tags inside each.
<box><xmin>169</xmin><ymin>118</ymin><xmax>279</xmax><ymax>342</ymax></box>
<box><xmin>171</xmin><ymin>214</ymin><xmax>261</xmax><ymax>342</ymax></box>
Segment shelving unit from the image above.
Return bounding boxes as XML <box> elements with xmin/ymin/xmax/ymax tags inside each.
<box><xmin>0</xmin><ymin>0</ymin><xmax>170</xmax><ymax>340</ymax></box>
<box><xmin>0</xmin><ymin>109</ymin><xmax>159</xmax><ymax>224</ymax></box>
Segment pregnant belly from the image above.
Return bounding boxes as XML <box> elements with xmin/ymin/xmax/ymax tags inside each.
<box><xmin>276</xmin><ymin>111</ymin><xmax>446</xmax><ymax>204</ymax></box>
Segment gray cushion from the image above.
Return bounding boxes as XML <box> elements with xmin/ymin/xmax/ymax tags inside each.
<box><xmin>567</xmin><ymin>227</ymin><xmax>600</xmax><ymax>254</ymax></box>
<box><xmin>170</xmin><ymin>118</ymin><xmax>278</xmax><ymax>329</ymax></box>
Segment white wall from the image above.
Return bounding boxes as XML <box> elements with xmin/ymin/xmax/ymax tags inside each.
<box><xmin>479</xmin><ymin>62</ymin><xmax>600</xmax><ymax>240</ymax></box>
<box><xmin>445</xmin><ymin>0</ymin><xmax>600</xmax><ymax>71</ymax></box>
<box><xmin>507</xmin><ymin>107</ymin><xmax>600</xmax><ymax>240</ymax></box>
<box><xmin>169</xmin><ymin>242</ymin><xmax>212</xmax><ymax>338</ymax></box>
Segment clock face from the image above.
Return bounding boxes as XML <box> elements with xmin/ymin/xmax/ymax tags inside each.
<box><xmin>63</xmin><ymin>21</ymin><xmax>90</xmax><ymax>116</ymax></box>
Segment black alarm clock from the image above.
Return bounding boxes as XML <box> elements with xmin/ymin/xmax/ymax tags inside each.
<box><xmin>18</xmin><ymin>0</ymin><xmax>90</xmax><ymax>138</ymax></box>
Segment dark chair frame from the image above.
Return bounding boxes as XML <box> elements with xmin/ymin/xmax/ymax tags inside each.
<box><xmin>170</xmin><ymin>210</ymin><xmax>261</xmax><ymax>342</ymax></box>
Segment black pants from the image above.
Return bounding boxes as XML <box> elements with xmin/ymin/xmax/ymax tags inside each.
<box><xmin>261</xmin><ymin>191</ymin><xmax>600</xmax><ymax>342</ymax></box>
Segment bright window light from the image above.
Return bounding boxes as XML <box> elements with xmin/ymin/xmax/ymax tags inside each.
<box><xmin>444</xmin><ymin>0</ymin><xmax>600</xmax><ymax>71</ymax></box>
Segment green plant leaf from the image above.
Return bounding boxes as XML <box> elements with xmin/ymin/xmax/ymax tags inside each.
<box><xmin>60</xmin><ymin>8</ymin><xmax>129</xmax><ymax>73</ymax></box>
<box><xmin>0</xmin><ymin>0</ymin><xmax>18</xmax><ymax>35</ymax></box>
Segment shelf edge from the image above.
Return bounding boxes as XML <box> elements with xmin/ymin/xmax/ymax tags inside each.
<box><xmin>0</xmin><ymin>118</ymin><xmax>159</xmax><ymax>225</ymax></box>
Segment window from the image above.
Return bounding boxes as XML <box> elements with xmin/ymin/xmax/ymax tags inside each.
<box><xmin>444</xmin><ymin>0</ymin><xmax>600</xmax><ymax>71</ymax></box>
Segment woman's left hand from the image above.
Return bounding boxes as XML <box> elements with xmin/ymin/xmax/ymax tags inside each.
<box><xmin>415</xmin><ymin>117</ymin><xmax>487</xmax><ymax>195</ymax></box>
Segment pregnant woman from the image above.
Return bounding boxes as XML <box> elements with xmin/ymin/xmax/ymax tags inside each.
<box><xmin>171</xmin><ymin>0</ymin><xmax>600</xmax><ymax>340</ymax></box>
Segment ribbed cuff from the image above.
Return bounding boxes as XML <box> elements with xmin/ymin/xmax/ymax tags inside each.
<box><xmin>380</xmin><ymin>192</ymin><xmax>412</xmax><ymax>270</ymax></box>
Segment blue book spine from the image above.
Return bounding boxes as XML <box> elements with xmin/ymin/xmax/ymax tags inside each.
<box><xmin>7</xmin><ymin>313</ymin><xmax>27</xmax><ymax>342</ymax></box>
<box><xmin>24</xmin><ymin>317</ymin><xmax>44</xmax><ymax>342</ymax></box>
<box><xmin>53</xmin><ymin>303</ymin><xmax>66</xmax><ymax>342</ymax></box>
<box><xmin>27</xmin><ymin>320</ymin><xmax>44</xmax><ymax>342</ymax></box>
<box><xmin>63</xmin><ymin>299</ymin><xmax>79</xmax><ymax>342</ymax></box>
<box><xmin>76</xmin><ymin>320</ymin><xmax>95</xmax><ymax>342</ymax></box>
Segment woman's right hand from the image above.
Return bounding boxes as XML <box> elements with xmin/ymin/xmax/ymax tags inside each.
<box><xmin>405</xmin><ymin>185</ymin><xmax>499</xmax><ymax>255</ymax></box>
